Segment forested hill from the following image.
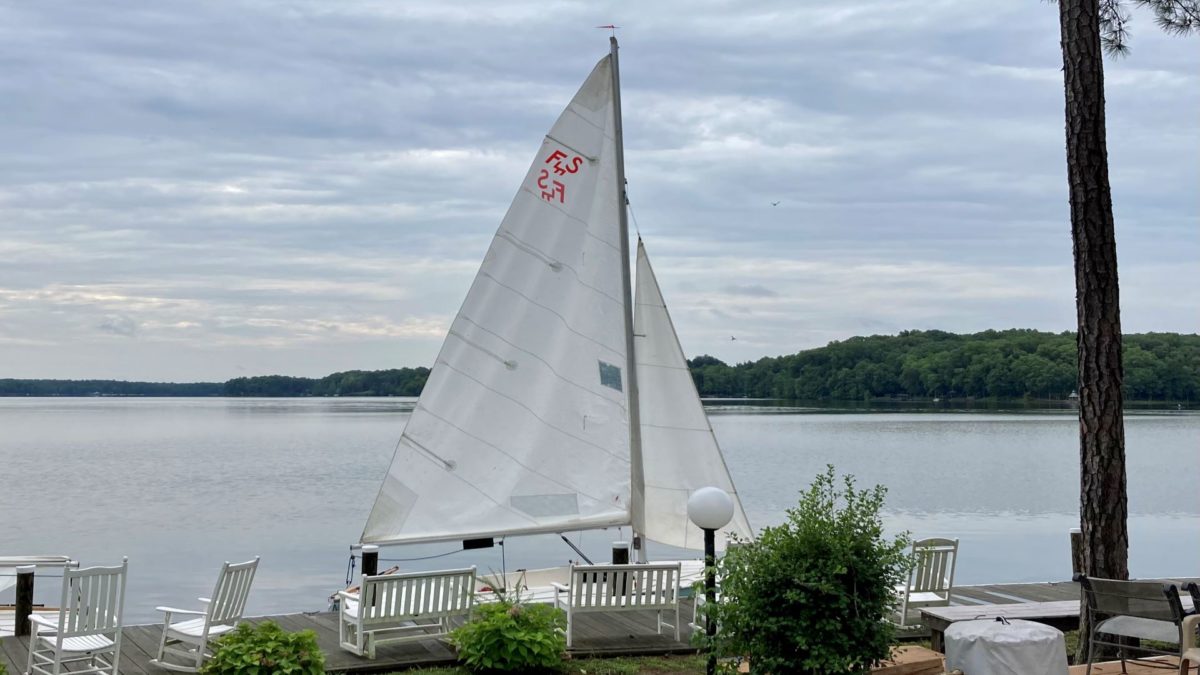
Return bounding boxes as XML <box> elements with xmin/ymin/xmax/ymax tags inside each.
<box><xmin>689</xmin><ymin>330</ymin><xmax>1199</xmax><ymax>401</ymax></box>
<box><xmin>0</xmin><ymin>367</ymin><xmax>430</xmax><ymax>398</ymax></box>
<box><xmin>2</xmin><ymin>331</ymin><xmax>1196</xmax><ymax>400</ymax></box>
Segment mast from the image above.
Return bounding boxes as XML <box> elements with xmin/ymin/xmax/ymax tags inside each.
<box><xmin>610</xmin><ymin>36</ymin><xmax>647</xmax><ymax>561</ymax></box>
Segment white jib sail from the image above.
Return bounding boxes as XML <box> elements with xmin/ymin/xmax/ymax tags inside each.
<box><xmin>362</xmin><ymin>55</ymin><xmax>633</xmax><ymax>546</ymax></box>
<box><xmin>634</xmin><ymin>239</ymin><xmax>754</xmax><ymax>550</ymax></box>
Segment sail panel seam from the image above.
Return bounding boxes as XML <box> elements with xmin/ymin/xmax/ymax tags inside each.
<box><xmin>496</xmin><ymin>229</ymin><xmax>624</xmax><ymax>306</ymax></box>
<box><xmin>513</xmin><ymin>187</ymin><xmax>622</xmax><ymax>254</ymax></box>
<box><xmin>640</xmin><ymin>422</ymin><xmax>710</xmax><ymax>432</ymax></box>
<box><xmin>544</xmin><ymin>133</ymin><xmax>599</xmax><ymax>161</ymax></box>
<box><xmin>633</xmin><ymin>362</ymin><xmax>691</xmax><ymax>372</ymax></box>
<box><xmin>411</xmin><ymin>403</ymin><xmax>624</xmax><ymax>505</ymax></box>
<box><xmin>431</xmin><ymin>359</ymin><xmax>632</xmax><ymax>463</ymax></box>
<box><xmin>453</xmin><ymin>314</ymin><xmax>625</xmax><ymax>406</ymax></box>
<box><xmin>476</xmin><ymin>270</ymin><xmax>625</xmax><ymax>356</ymax></box>
<box><xmin>398</xmin><ymin>434</ymin><xmax>543</xmax><ymax>529</ymax></box>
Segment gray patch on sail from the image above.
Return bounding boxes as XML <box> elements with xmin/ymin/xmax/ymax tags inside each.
<box><xmin>363</xmin><ymin>476</ymin><xmax>418</xmax><ymax>539</ymax></box>
<box><xmin>598</xmin><ymin>361</ymin><xmax>622</xmax><ymax>392</ymax></box>
<box><xmin>510</xmin><ymin>493</ymin><xmax>580</xmax><ymax>518</ymax></box>
<box><xmin>574</xmin><ymin>58</ymin><xmax>612</xmax><ymax>112</ymax></box>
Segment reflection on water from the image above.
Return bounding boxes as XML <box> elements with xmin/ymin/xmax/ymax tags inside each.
<box><xmin>0</xmin><ymin>398</ymin><xmax>1195</xmax><ymax>622</ymax></box>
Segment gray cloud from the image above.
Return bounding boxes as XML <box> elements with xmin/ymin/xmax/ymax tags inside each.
<box><xmin>97</xmin><ymin>314</ymin><xmax>138</xmax><ymax>337</ymax></box>
<box><xmin>0</xmin><ymin>0</ymin><xmax>1195</xmax><ymax>380</ymax></box>
<box><xmin>723</xmin><ymin>284</ymin><xmax>780</xmax><ymax>298</ymax></box>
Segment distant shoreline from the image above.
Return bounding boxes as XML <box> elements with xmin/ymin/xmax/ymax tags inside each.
<box><xmin>3</xmin><ymin>329</ymin><xmax>1196</xmax><ymax>402</ymax></box>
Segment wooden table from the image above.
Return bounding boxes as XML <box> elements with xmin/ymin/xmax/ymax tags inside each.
<box><xmin>920</xmin><ymin>600</ymin><xmax>1081</xmax><ymax>653</ymax></box>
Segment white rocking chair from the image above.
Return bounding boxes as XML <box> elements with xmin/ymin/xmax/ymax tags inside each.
<box><xmin>151</xmin><ymin>557</ymin><xmax>260</xmax><ymax>672</ymax></box>
<box><xmin>893</xmin><ymin>537</ymin><xmax>958</xmax><ymax>628</ymax></box>
<box><xmin>26</xmin><ymin>558</ymin><xmax>128</xmax><ymax>675</ymax></box>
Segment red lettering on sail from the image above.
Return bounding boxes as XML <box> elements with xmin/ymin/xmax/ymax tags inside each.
<box><xmin>544</xmin><ymin>149</ymin><xmax>584</xmax><ymax>176</ymax></box>
<box><xmin>537</xmin><ymin>169</ymin><xmax>565</xmax><ymax>203</ymax></box>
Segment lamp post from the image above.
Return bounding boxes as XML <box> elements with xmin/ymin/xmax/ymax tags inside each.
<box><xmin>688</xmin><ymin>486</ymin><xmax>734</xmax><ymax>675</ymax></box>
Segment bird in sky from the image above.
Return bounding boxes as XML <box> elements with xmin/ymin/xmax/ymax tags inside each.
<box><xmin>730</xmin><ymin>336</ymin><xmax>737</xmax><ymax>341</ymax></box>
<box><xmin>771</xmin><ymin>201</ymin><xmax>780</xmax><ymax>206</ymax></box>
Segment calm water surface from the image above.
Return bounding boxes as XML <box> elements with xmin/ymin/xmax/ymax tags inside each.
<box><xmin>1</xmin><ymin>398</ymin><xmax>1195</xmax><ymax>622</ymax></box>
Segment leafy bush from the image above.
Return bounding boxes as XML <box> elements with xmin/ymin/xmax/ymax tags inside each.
<box><xmin>200</xmin><ymin>620</ymin><xmax>325</xmax><ymax>675</ymax></box>
<box><xmin>706</xmin><ymin>466</ymin><xmax>912</xmax><ymax>674</ymax></box>
<box><xmin>451</xmin><ymin>600</ymin><xmax>566</xmax><ymax>672</ymax></box>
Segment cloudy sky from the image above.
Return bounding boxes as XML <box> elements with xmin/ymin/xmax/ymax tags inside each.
<box><xmin>1</xmin><ymin>1</ymin><xmax>1195</xmax><ymax>381</ymax></box>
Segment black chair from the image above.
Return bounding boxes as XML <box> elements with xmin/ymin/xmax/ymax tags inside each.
<box><xmin>1075</xmin><ymin>574</ymin><xmax>1194</xmax><ymax>675</ymax></box>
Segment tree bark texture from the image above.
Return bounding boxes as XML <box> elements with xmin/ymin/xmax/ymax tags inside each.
<box><xmin>1058</xmin><ymin>0</ymin><xmax>1130</xmax><ymax>661</ymax></box>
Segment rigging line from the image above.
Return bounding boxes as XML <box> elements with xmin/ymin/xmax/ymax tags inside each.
<box><xmin>495</xmin><ymin>229</ymin><xmax>624</xmax><ymax>306</ymax></box>
<box><xmin>558</xmin><ymin>533</ymin><xmax>595</xmax><ymax>565</ymax></box>
<box><xmin>627</xmin><ymin>191</ymin><xmax>642</xmax><ymax>238</ymax></box>
<box><xmin>476</xmin><ymin>270</ymin><xmax>625</xmax><ymax>357</ymax></box>
<box><xmin>412</xmin><ymin>399</ymin><xmax>628</xmax><ymax>504</ymax></box>
<box><xmin>378</xmin><ymin>548</ymin><xmax>463</xmax><ymax>563</ymax></box>
<box><xmin>453</xmin><ymin>315</ymin><xmax>625</xmax><ymax>405</ymax></box>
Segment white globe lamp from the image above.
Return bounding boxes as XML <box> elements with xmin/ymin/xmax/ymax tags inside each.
<box><xmin>687</xmin><ymin>486</ymin><xmax>734</xmax><ymax>531</ymax></box>
<box><xmin>687</xmin><ymin>486</ymin><xmax>733</xmax><ymax>675</ymax></box>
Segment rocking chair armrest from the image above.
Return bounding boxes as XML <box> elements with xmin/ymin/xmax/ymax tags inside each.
<box><xmin>551</xmin><ymin>583</ymin><xmax>570</xmax><ymax>609</ymax></box>
<box><xmin>156</xmin><ymin>606</ymin><xmax>207</xmax><ymax>616</ymax></box>
<box><xmin>28</xmin><ymin>614</ymin><xmax>58</xmax><ymax>630</ymax></box>
<box><xmin>1183</xmin><ymin>614</ymin><xmax>1200</xmax><ymax>651</ymax></box>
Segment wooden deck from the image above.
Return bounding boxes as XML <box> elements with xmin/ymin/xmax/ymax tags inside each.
<box><xmin>0</xmin><ymin>600</ymin><xmax>698</xmax><ymax>674</ymax></box>
<box><xmin>897</xmin><ymin>576</ymin><xmax>1199</xmax><ymax>640</ymax></box>
<box><xmin>3</xmin><ymin>578</ymin><xmax>1196</xmax><ymax>673</ymax></box>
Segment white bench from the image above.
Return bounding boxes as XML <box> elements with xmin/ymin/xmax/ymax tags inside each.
<box><xmin>552</xmin><ymin>563</ymin><xmax>681</xmax><ymax>648</ymax></box>
<box><xmin>337</xmin><ymin>566</ymin><xmax>476</xmax><ymax>659</ymax></box>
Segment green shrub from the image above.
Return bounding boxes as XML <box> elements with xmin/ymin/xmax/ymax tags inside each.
<box><xmin>706</xmin><ymin>466</ymin><xmax>912</xmax><ymax>674</ymax></box>
<box><xmin>0</xmin><ymin>660</ymin><xmax>6</xmax><ymax>675</ymax></box>
<box><xmin>451</xmin><ymin>600</ymin><xmax>566</xmax><ymax>672</ymax></box>
<box><xmin>200</xmin><ymin>620</ymin><xmax>325</xmax><ymax>675</ymax></box>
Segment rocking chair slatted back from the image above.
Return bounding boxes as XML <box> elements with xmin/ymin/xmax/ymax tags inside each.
<box><xmin>57</xmin><ymin>558</ymin><xmax>128</xmax><ymax>638</ymax></box>
<box><xmin>208</xmin><ymin>557</ymin><xmax>260</xmax><ymax>626</ymax></box>
<box><xmin>909</xmin><ymin>538</ymin><xmax>958</xmax><ymax>596</ymax></box>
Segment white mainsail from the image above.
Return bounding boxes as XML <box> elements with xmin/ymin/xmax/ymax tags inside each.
<box><xmin>362</xmin><ymin>42</ymin><xmax>753</xmax><ymax>554</ymax></box>
<box><xmin>361</xmin><ymin>54</ymin><xmax>635</xmax><ymax>545</ymax></box>
<box><xmin>634</xmin><ymin>239</ymin><xmax>753</xmax><ymax>550</ymax></box>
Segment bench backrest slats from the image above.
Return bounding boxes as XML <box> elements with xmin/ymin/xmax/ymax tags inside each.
<box><xmin>567</xmin><ymin>563</ymin><xmax>680</xmax><ymax>612</ymax></box>
<box><xmin>360</xmin><ymin>567</ymin><xmax>475</xmax><ymax>626</ymax></box>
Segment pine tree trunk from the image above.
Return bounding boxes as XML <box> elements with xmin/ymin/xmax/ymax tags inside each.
<box><xmin>1058</xmin><ymin>0</ymin><xmax>1130</xmax><ymax>663</ymax></box>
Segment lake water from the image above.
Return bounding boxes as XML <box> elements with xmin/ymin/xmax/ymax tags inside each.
<box><xmin>1</xmin><ymin>397</ymin><xmax>1196</xmax><ymax>623</ymax></box>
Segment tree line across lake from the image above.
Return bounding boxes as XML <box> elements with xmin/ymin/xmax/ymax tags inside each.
<box><xmin>1</xmin><ymin>330</ymin><xmax>1195</xmax><ymax>401</ymax></box>
<box><xmin>691</xmin><ymin>329</ymin><xmax>1197</xmax><ymax>401</ymax></box>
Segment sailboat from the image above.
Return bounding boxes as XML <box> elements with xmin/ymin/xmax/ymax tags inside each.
<box><xmin>357</xmin><ymin>38</ymin><xmax>751</xmax><ymax>590</ymax></box>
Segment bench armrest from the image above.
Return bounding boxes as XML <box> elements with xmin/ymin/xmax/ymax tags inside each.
<box><xmin>337</xmin><ymin>590</ymin><xmax>360</xmax><ymax>601</ymax></box>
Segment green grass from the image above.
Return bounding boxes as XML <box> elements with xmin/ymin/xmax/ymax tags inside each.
<box><xmin>387</xmin><ymin>654</ymin><xmax>708</xmax><ymax>674</ymax></box>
